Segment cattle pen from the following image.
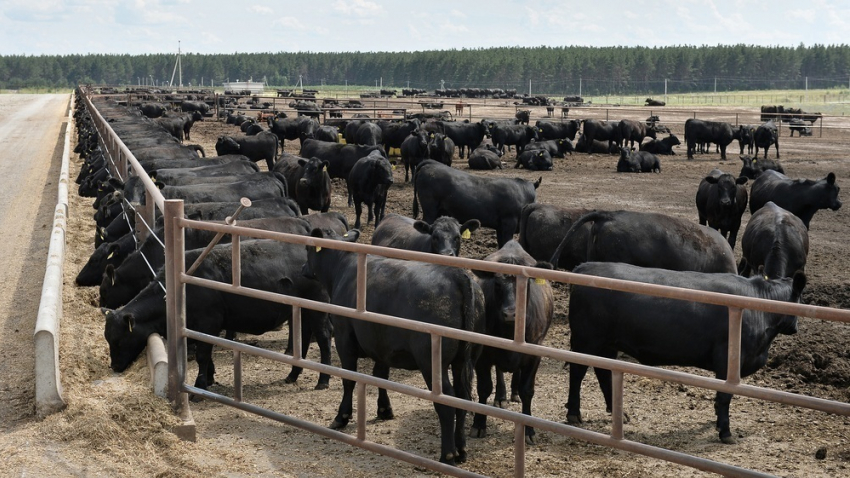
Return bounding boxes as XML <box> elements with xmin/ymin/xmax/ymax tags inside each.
<box><xmin>69</xmin><ymin>87</ymin><xmax>850</xmax><ymax>477</ymax></box>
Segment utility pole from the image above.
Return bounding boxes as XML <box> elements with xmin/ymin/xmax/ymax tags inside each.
<box><xmin>579</xmin><ymin>77</ymin><xmax>582</xmax><ymax>98</ymax></box>
<box><xmin>664</xmin><ymin>78</ymin><xmax>668</xmax><ymax>104</ymax></box>
<box><xmin>714</xmin><ymin>77</ymin><xmax>717</xmax><ymax>94</ymax></box>
<box><xmin>529</xmin><ymin>79</ymin><xmax>532</xmax><ymax>96</ymax></box>
<box><xmin>805</xmin><ymin>76</ymin><xmax>809</xmax><ymax>102</ymax></box>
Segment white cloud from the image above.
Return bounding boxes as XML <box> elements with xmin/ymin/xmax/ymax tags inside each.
<box><xmin>332</xmin><ymin>0</ymin><xmax>383</xmax><ymax>17</ymax></box>
<box><xmin>787</xmin><ymin>8</ymin><xmax>815</xmax><ymax>23</ymax></box>
<box><xmin>526</xmin><ymin>6</ymin><xmax>539</xmax><ymax>26</ymax></box>
<box><xmin>441</xmin><ymin>22</ymin><xmax>469</xmax><ymax>34</ymax></box>
<box><xmin>408</xmin><ymin>24</ymin><xmax>422</xmax><ymax>41</ymax></box>
<box><xmin>250</xmin><ymin>5</ymin><xmax>273</xmax><ymax>14</ymax></box>
<box><xmin>274</xmin><ymin>16</ymin><xmax>307</xmax><ymax>30</ymax></box>
<box><xmin>450</xmin><ymin>9</ymin><xmax>466</xmax><ymax>19</ymax></box>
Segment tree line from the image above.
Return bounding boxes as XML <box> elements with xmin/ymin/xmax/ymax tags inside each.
<box><xmin>2</xmin><ymin>44</ymin><xmax>849</xmax><ymax>95</ymax></box>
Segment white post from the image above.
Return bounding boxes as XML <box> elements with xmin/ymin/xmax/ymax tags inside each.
<box><xmin>805</xmin><ymin>76</ymin><xmax>808</xmax><ymax>102</ymax></box>
<box><xmin>664</xmin><ymin>79</ymin><xmax>668</xmax><ymax>104</ymax></box>
<box><xmin>579</xmin><ymin>77</ymin><xmax>582</xmax><ymax>98</ymax></box>
<box><xmin>714</xmin><ymin>77</ymin><xmax>717</xmax><ymax>94</ymax></box>
<box><xmin>529</xmin><ymin>79</ymin><xmax>532</xmax><ymax>96</ymax></box>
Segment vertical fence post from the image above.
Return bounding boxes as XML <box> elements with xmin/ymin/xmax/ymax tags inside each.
<box><xmin>356</xmin><ymin>253</ymin><xmax>367</xmax><ymax>311</ymax></box>
<box><xmin>611</xmin><ymin>371</ymin><xmax>625</xmax><ymax>440</ymax></box>
<box><xmin>431</xmin><ymin>334</ymin><xmax>442</xmax><ymax>396</ymax></box>
<box><xmin>726</xmin><ymin>307</ymin><xmax>743</xmax><ymax>385</ymax></box>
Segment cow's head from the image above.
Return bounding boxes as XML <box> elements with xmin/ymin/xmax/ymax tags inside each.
<box><xmin>102</xmin><ymin>308</ymin><xmax>147</xmax><ymax>373</ymax></box>
<box><xmin>704</xmin><ymin>172</ymin><xmax>747</xmax><ymax>208</ymax></box>
<box><xmin>413</xmin><ymin>217</ymin><xmax>480</xmax><ymax>256</ymax></box>
<box><xmin>818</xmin><ymin>172</ymin><xmax>842</xmax><ymax>211</ymax></box>
<box><xmin>303</xmin><ymin>228</ymin><xmax>361</xmax><ymax>283</ymax></box>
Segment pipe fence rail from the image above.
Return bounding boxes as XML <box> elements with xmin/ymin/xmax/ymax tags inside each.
<box><xmin>80</xmin><ymin>87</ymin><xmax>850</xmax><ymax>478</ymax></box>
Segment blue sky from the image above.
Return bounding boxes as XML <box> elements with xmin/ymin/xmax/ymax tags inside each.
<box><xmin>1</xmin><ymin>0</ymin><xmax>847</xmax><ymax>56</ymax></box>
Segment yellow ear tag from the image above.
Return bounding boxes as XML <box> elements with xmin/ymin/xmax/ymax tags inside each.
<box><xmin>315</xmin><ymin>246</ymin><xmax>322</xmax><ymax>252</ymax></box>
<box><xmin>392</xmin><ymin>164</ymin><xmax>396</xmax><ymax>170</ymax></box>
<box><xmin>343</xmin><ymin>232</ymin><xmax>349</xmax><ymax>237</ymax></box>
<box><xmin>764</xmin><ymin>275</ymin><xmax>769</xmax><ymax>281</ymax></box>
<box><xmin>128</xmin><ymin>321</ymin><xmax>133</xmax><ymax>333</ymax></box>
<box><xmin>535</xmin><ymin>278</ymin><xmax>546</xmax><ymax>285</ymax></box>
<box><xmin>753</xmin><ymin>159</ymin><xmax>757</xmax><ymax>163</ymax></box>
<box><xmin>107</xmin><ymin>252</ymin><xmax>114</xmax><ymax>259</ymax></box>
<box><xmin>461</xmin><ymin>230</ymin><xmax>471</xmax><ymax>240</ymax></box>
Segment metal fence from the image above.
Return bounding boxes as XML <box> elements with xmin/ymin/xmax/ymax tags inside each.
<box><xmin>81</xmin><ymin>89</ymin><xmax>850</xmax><ymax>478</ymax></box>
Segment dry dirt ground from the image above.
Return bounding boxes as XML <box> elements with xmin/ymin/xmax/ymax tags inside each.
<box><xmin>2</xmin><ymin>96</ymin><xmax>850</xmax><ymax>477</ymax></box>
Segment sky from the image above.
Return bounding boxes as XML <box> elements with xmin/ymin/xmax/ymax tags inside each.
<box><xmin>0</xmin><ymin>0</ymin><xmax>848</xmax><ymax>56</ymax></box>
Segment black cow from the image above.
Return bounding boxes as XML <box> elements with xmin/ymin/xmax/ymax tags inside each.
<box><xmin>535</xmin><ymin>119</ymin><xmax>580</xmax><ymax>141</ymax></box>
<box><xmin>549</xmin><ymin>210</ymin><xmax>737</xmax><ymax>273</ymax></box>
<box><xmin>732</xmin><ymin>125</ymin><xmax>755</xmax><ymax>155</ymax></box>
<box><xmin>371</xmin><ymin>213</ymin><xmax>480</xmax><ymax>256</ymax></box>
<box><xmin>96</xmin><ymin>210</ymin><xmax>133</xmax><ymax>248</ymax></box>
<box><xmin>150</xmin><ymin>173</ymin><xmax>288</xmax><ymax>205</ymax></box>
<box><xmin>400</xmin><ymin>130</ymin><xmax>429</xmax><ymax>181</ymax></box>
<box><xmin>156</xmin><ymin>111</ymin><xmax>203</xmax><ymax>142</ymax></box>
<box><xmin>515</xmin><ymin>149</ymin><xmax>553</xmax><ymax>171</ymax></box>
<box><xmin>314</xmin><ymin>125</ymin><xmax>340</xmax><ymax>143</ymax></box>
<box><xmin>618</xmin><ymin>119</ymin><xmax>657</xmax><ymax>150</ymax></box>
<box><xmin>567</xmin><ymin>262</ymin><xmax>806</xmax><ymax>444</ymax></box>
<box><xmin>76</xmin><ymin>231</ymin><xmax>136</xmax><ymax>286</ymax></box>
<box><xmin>645</xmin><ymin>98</ymin><xmax>666</xmax><ymax>106</ymax></box>
<box><xmin>749</xmin><ymin>170</ymin><xmax>842</xmax><ymax>229</ymax></box>
<box><xmin>180</xmin><ymin>100</ymin><xmax>210</xmax><ymax>115</ymax></box>
<box><xmin>574</xmin><ymin>135</ymin><xmax>619</xmax><ymax>154</ymax></box>
<box><xmin>427</xmin><ymin>132</ymin><xmax>455</xmax><ymax>166</ymax></box>
<box><xmin>581</xmin><ymin>119</ymin><xmax>621</xmax><ymax>150</ymax></box>
<box><xmin>347</xmin><ymin>151</ymin><xmax>394</xmax><ymax>229</ymax></box>
<box><xmin>295</xmin><ymin>117</ymin><xmax>321</xmax><ymax>146</ymax></box>
<box><xmin>441</xmin><ymin>121</ymin><xmax>488</xmax><ymax>159</ymax></box>
<box><xmin>489</xmin><ymin>124</ymin><xmax>539</xmax><ymax>155</ymax></box>
<box><xmin>524</xmin><ymin>139</ymin><xmax>574</xmax><ymax>158</ymax></box>
<box><xmin>616</xmin><ymin>148</ymin><xmax>660</xmax><ymax>173</ymax></box>
<box><xmin>303</xmin><ymin>228</ymin><xmax>485</xmax><ymax>465</ymax></box>
<box><xmin>684</xmin><ymin>119</ymin><xmax>734</xmax><ymax>159</ymax></box>
<box><xmin>469</xmin><ymin>240</ymin><xmax>554</xmax><ymax>445</ymax></box>
<box><xmin>753</xmin><ymin>121</ymin><xmax>780</xmax><ymax>159</ymax></box>
<box><xmin>299</xmin><ymin>139</ymin><xmax>388</xmax><ymax>181</ymax></box>
<box><xmin>274</xmin><ymin>155</ymin><xmax>331</xmax><ymax>215</ymax></box>
<box><xmin>515</xmin><ymin>109</ymin><xmax>531</xmax><ymax>125</ymax></box>
<box><xmin>739</xmin><ymin>155</ymin><xmax>784</xmax><ymax>180</ymax></box>
<box><xmin>639</xmin><ymin>134</ymin><xmax>680</xmax><ymax>155</ymax></box>
<box><xmin>413</xmin><ymin>160</ymin><xmax>541</xmax><ymax>247</ymax></box>
<box><xmin>343</xmin><ymin>119</ymin><xmax>367</xmax><ymax>144</ymax></box>
<box><xmin>103</xmin><ymin>240</ymin><xmax>333</xmax><ymax>391</ymax></box>
<box><xmin>378</xmin><ymin>119</ymin><xmax>421</xmax><ymax>153</ymax></box>
<box><xmin>517</xmin><ymin>203</ymin><xmax>592</xmax><ymax>271</ymax></box>
<box><xmin>139</xmin><ymin>103</ymin><xmax>168</xmax><ymax>118</ymax></box>
<box><xmin>267</xmin><ymin>117</ymin><xmax>301</xmax><ymax>148</ymax></box>
<box><xmin>354</xmin><ymin>121</ymin><xmax>382</xmax><ymax>146</ymax></box>
<box><xmin>739</xmin><ymin>201</ymin><xmax>809</xmax><ymax>279</ymax></box>
<box><xmin>152</xmin><ymin>160</ymin><xmax>260</xmax><ymax>183</ymax></box>
<box><xmin>788</xmin><ymin>118</ymin><xmax>813</xmax><ymax>137</ymax></box>
<box><xmin>215</xmin><ymin>132</ymin><xmax>280</xmax><ymax>170</ymax></box>
<box><xmin>467</xmin><ymin>144</ymin><xmax>504</xmax><ymax>170</ymax></box>
<box><xmin>696</xmin><ymin>169</ymin><xmax>749</xmax><ymax>249</ymax></box>
<box><xmin>245</xmin><ymin>123</ymin><xmax>264</xmax><ymax>136</ymax></box>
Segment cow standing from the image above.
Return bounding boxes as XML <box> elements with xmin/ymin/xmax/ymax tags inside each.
<box><xmin>749</xmin><ymin>170</ymin><xmax>841</xmax><ymax>229</ymax></box>
<box><xmin>739</xmin><ymin>201</ymin><xmax>809</xmax><ymax>279</ymax></box>
<box><xmin>696</xmin><ymin>169</ymin><xmax>749</xmax><ymax>249</ymax></box>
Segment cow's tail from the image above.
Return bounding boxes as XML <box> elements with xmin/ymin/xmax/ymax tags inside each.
<box><xmin>189</xmin><ymin>144</ymin><xmax>206</xmax><ymax>158</ymax></box>
<box><xmin>274</xmin><ymin>135</ymin><xmax>281</xmax><ymax>160</ymax></box>
<box><xmin>549</xmin><ymin>210</ymin><xmax>610</xmax><ymax>267</ymax></box>
<box><xmin>412</xmin><ymin>171</ymin><xmax>420</xmax><ymax>218</ymax></box>
<box><xmin>517</xmin><ymin>203</ymin><xmax>536</xmax><ymax>251</ymax></box>
<box><xmin>455</xmin><ymin>271</ymin><xmax>482</xmax><ymax>400</ymax></box>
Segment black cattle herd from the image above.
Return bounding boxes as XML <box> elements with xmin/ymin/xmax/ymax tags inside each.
<box><xmin>71</xmin><ymin>88</ymin><xmax>842</xmax><ymax>466</ymax></box>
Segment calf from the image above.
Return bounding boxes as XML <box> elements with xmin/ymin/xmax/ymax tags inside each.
<box><xmin>639</xmin><ymin>134</ymin><xmax>680</xmax><ymax>155</ymax></box>
<box><xmin>753</xmin><ymin>121</ymin><xmax>780</xmax><ymax>159</ymax></box>
<box><xmin>371</xmin><ymin>213</ymin><xmax>480</xmax><ymax>256</ymax></box>
<box><xmin>469</xmin><ymin>240</ymin><xmax>554</xmax><ymax>445</ymax></box>
<box><xmin>732</xmin><ymin>125</ymin><xmax>755</xmax><ymax>154</ymax></box>
<box><xmin>549</xmin><ymin>210</ymin><xmax>737</xmax><ymax>273</ymax></box>
<box><xmin>303</xmin><ymin>228</ymin><xmax>485</xmax><ymax>465</ymax></box>
<box><xmin>515</xmin><ymin>149</ymin><xmax>553</xmax><ymax>171</ymax></box>
<box><xmin>274</xmin><ymin>155</ymin><xmax>331</xmax><ymax>215</ymax></box>
<box><xmin>739</xmin><ymin>201</ymin><xmax>809</xmax><ymax>279</ymax></box>
<box><xmin>739</xmin><ymin>155</ymin><xmax>784</xmax><ymax>180</ymax></box>
<box><xmin>616</xmin><ymin>148</ymin><xmax>660</xmax><ymax>173</ymax></box>
<box><xmin>103</xmin><ymin>240</ymin><xmax>334</xmax><ymax>391</ymax></box>
<box><xmin>214</xmin><ymin>132</ymin><xmax>279</xmax><ymax>170</ymax></box>
<box><xmin>400</xmin><ymin>130</ymin><xmax>429</xmax><ymax>181</ymax></box>
<box><xmin>695</xmin><ymin>169</ymin><xmax>749</xmax><ymax>249</ymax></box>
<box><xmin>347</xmin><ymin>150</ymin><xmax>394</xmax><ymax>229</ymax></box>
<box><xmin>467</xmin><ymin>144</ymin><xmax>504</xmax><ymax>170</ymax></box>
<box><xmin>749</xmin><ymin>170</ymin><xmax>841</xmax><ymax>229</ymax></box>
<box><xmin>567</xmin><ymin>262</ymin><xmax>806</xmax><ymax>444</ymax></box>
<box><xmin>413</xmin><ymin>160</ymin><xmax>540</xmax><ymax>247</ymax></box>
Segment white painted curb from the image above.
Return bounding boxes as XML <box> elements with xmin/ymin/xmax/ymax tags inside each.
<box><xmin>34</xmin><ymin>93</ymin><xmax>74</xmax><ymax>418</ymax></box>
<box><xmin>146</xmin><ymin>334</ymin><xmax>168</xmax><ymax>398</ymax></box>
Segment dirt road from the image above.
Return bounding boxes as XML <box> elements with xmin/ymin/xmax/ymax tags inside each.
<box><xmin>0</xmin><ymin>94</ymin><xmax>68</xmax><ymax>428</ymax></box>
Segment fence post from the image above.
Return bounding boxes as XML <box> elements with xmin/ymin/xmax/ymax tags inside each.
<box><xmin>164</xmin><ymin>199</ymin><xmax>195</xmax><ymax>441</ymax></box>
<box><xmin>726</xmin><ymin>307</ymin><xmax>743</xmax><ymax>385</ymax></box>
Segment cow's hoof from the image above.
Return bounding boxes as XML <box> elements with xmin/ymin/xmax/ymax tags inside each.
<box><xmin>455</xmin><ymin>448</ymin><xmax>467</xmax><ymax>464</ymax></box>
<box><xmin>377</xmin><ymin>406</ymin><xmax>394</xmax><ymax>420</ymax></box>
<box><xmin>720</xmin><ymin>433</ymin><xmax>737</xmax><ymax>445</ymax></box>
<box><xmin>566</xmin><ymin>413</ymin><xmax>582</xmax><ymax>425</ymax></box>
<box><xmin>510</xmin><ymin>393</ymin><xmax>520</xmax><ymax>403</ymax></box>
<box><xmin>189</xmin><ymin>393</ymin><xmax>204</xmax><ymax>403</ymax></box>
<box><xmin>439</xmin><ymin>453</ymin><xmax>457</xmax><ymax>466</ymax></box>
<box><xmin>525</xmin><ymin>434</ymin><xmax>537</xmax><ymax>446</ymax></box>
<box><xmin>469</xmin><ymin>426</ymin><xmax>486</xmax><ymax>438</ymax></box>
<box><xmin>329</xmin><ymin>419</ymin><xmax>348</xmax><ymax>430</ymax></box>
<box><xmin>494</xmin><ymin>399</ymin><xmax>509</xmax><ymax>409</ymax></box>
<box><xmin>283</xmin><ymin>375</ymin><xmax>297</xmax><ymax>384</ymax></box>
<box><xmin>314</xmin><ymin>382</ymin><xmax>329</xmax><ymax>390</ymax></box>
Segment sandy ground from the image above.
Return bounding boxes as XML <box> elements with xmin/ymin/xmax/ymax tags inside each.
<box><xmin>1</xmin><ymin>96</ymin><xmax>849</xmax><ymax>477</ymax></box>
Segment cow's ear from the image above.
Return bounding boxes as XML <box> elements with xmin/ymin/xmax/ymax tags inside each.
<box><xmin>534</xmin><ymin>261</ymin><xmax>554</xmax><ymax>270</ymax></box>
<box><xmin>704</xmin><ymin>175</ymin><xmax>719</xmax><ymax>184</ymax></box>
<box><xmin>471</xmin><ymin>268</ymin><xmax>495</xmax><ymax>279</ymax></box>
<box><xmin>757</xmin><ymin>265</ymin><xmax>767</xmax><ymax>280</ymax></box>
<box><xmin>297</xmin><ymin>158</ymin><xmax>307</xmax><ymax>166</ymax></box>
<box><xmin>100</xmin><ymin>307</ymin><xmax>113</xmax><ymax>318</ymax></box>
<box><xmin>321</xmin><ymin>160</ymin><xmax>329</xmax><ymax>171</ymax></box>
<box><xmin>736</xmin><ymin>176</ymin><xmax>748</xmax><ymax>185</ymax></box>
<box><xmin>124</xmin><ymin>314</ymin><xmax>136</xmax><ymax>333</ymax></box>
<box><xmin>310</xmin><ymin>228</ymin><xmax>325</xmax><ymax>239</ymax></box>
<box><xmin>461</xmin><ymin>219</ymin><xmax>480</xmax><ymax>235</ymax></box>
<box><xmin>740</xmin><ymin>155</ymin><xmax>749</xmax><ymax>163</ymax></box>
<box><xmin>826</xmin><ymin>172</ymin><xmax>836</xmax><ymax>185</ymax></box>
<box><xmin>412</xmin><ymin>220</ymin><xmax>432</xmax><ymax>235</ymax></box>
<box><xmin>792</xmin><ymin>270</ymin><xmax>807</xmax><ymax>295</ymax></box>
<box><xmin>342</xmin><ymin>229</ymin><xmax>360</xmax><ymax>242</ymax></box>
<box><xmin>106</xmin><ymin>243</ymin><xmax>121</xmax><ymax>259</ymax></box>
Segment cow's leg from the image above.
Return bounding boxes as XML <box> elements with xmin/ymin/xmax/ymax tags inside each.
<box><xmin>720</xmin><ymin>144</ymin><xmax>727</xmax><ymax>160</ymax></box>
<box><xmin>404</xmin><ymin>161</ymin><xmax>410</xmax><ymax>182</ymax></box>
<box><xmin>775</xmin><ymin>139</ymin><xmax>779</xmax><ymax>159</ymax></box>
<box><xmin>372</xmin><ymin>362</ymin><xmax>394</xmax><ymax>420</ymax></box>
<box><xmin>366</xmin><ymin>200</ymin><xmax>375</xmax><ymax>226</ymax></box>
<box><xmin>714</xmin><ymin>391</ymin><xmax>736</xmax><ymax>444</ymax></box>
<box><xmin>353</xmin><ymin>201</ymin><xmax>363</xmax><ymax>230</ymax></box>
<box><xmin>687</xmin><ymin>140</ymin><xmax>695</xmax><ymax>160</ymax></box>
<box><xmin>330</xmin><ymin>330</ymin><xmax>359</xmax><ymax>429</ymax></box>
<box><xmin>566</xmin><ymin>361</ymin><xmax>589</xmax><ymax>424</ymax></box>
<box><xmin>423</xmin><ymin>367</ymin><xmax>461</xmax><ymax>465</ymax></box>
<box><xmin>518</xmin><ymin>358</ymin><xmax>543</xmax><ymax>444</ymax></box>
<box><xmin>510</xmin><ymin>370</ymin><xmax>520</xmax><ymax>403</ymax></box>
<box><xmin>494</xmin><ymin>369</ymin><xmax>509</xmax><ymax>408</ymax></box>
<box><xmin>193</xmin><ymin>342</ymin><xmax>215</xmax><ymax>393</ymax></box>
<box><xmin>266</xmin><ymin>157</ymin><xmax>275</xmax><ymax>170</ymax></box>
<box><xmin>450</xmin><ymin>359</ymin><xmax>471</xmax><ymax>464</ymax></box>
<box><xmin>496</xmin><ymin>219</ymin><xmax>518</xmax><ymax>248</ymax></box>
<box><xmin>470</xmin><ymin>360</ymin><xmax>493</xmax><ymax>438</ymax></box>
<box><xmin>593</xmin><ymin>365</ymin><xmax>614</xmax><ymax>414</ymax></box>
